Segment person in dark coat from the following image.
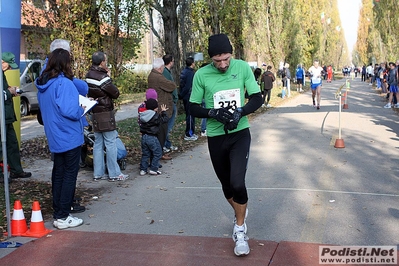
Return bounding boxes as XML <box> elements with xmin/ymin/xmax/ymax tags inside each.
<box><xmin>1</xmin><ymin>52</ymin><xmax>32</xmax><ymax>182</ymax></box>
<box><xmin>260</xmin><ymin>65</ymin><xmax>276</xmax><ymax>108</ymax></box>
<box><xmin>86</xmin><ymin>51</ymin><xmax>128</xmax><ymax>182</ymax></box>
<box><xmin>179</xmin><ymin>57</ymin><xmax>197</xmax><ymax>140</ymax></box>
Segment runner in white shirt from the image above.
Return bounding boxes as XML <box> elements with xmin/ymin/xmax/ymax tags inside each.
<box><xmin>366</xmin><ymin>63</ymin><xmax>374</xmax><ymax>85</ymax></box>
<box><xmin>308</xmin><ymin>60</ymin><xmax>324</xmax><ymax>110</ymax></box>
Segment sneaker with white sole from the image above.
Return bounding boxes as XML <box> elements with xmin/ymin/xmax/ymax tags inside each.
<box><xmin>384</xmin><ymin>103</ymin><xmax>392</xmax><ymax>108</ymax></box>
<box><xmin>394</xmin><ymin>104</ymin><xmax>399</xmax><ymax>108</ymax></box>
<box><xmin>169</xmin><ymin>145</ymin><xmax>178</xmax><ymax>151</ymax></box>
<box><xmin>93</xmin><ymin>174</ymin><xmax>108</xmax><ymax>181</ymax></box>
<box><xmin>232</xmin><ymin>230</ymin><xmax>250</xmax><ymax>256</ymax></box>
<box><xmin>54</xmin><ymin>215</ymin><xmax>83</xmax><ymax>229</ymax></box>
<box><xmin>184</xmin><ymin>135</ymin><xmax>198</xmax><ymax>141</ymax></box>
<box><xmin>108</xmin><ymin>174</ymin><xmax>129</xmax><ymax>182</ymax></box>
<box><xmin>149</xmin><ymin>170</ymin><xmax>162</xmax><ymax>175</ymax></box>
<box><xmin>233</xmin><ymin>208</ymin><xmax>248</xmax><ymax>234</ymax></box>
<box><xmin>139</xmin><ymin>170</ymin><xmax>147</xmax><ymax>176</ymax></box>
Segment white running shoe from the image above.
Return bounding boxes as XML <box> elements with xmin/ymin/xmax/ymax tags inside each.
<box><xmin>169</xmin><ymin>145</ymin><xmax>178</xmax><ymax>151</ymax></box>
<box><xmin>109</xmin><ymin>174</ymin><xmax>129</xmax><ymax>182</ymax></box>
<box><xmin>149</xmin><ymin>170</ymin><xmax>162</xmax><ymax>175</ymax></box>
<box><xmin>93</xmin><ymin>174</ymin><xmax>108</xmax><ymax>181</ymax></box>
<box><xmin>233</xmin><ymin>208</ymin><xmax>248</xmax><ymax>234</ymax></box>
<box><xmin>184</xmin><ymin>135</ymin><xmax>198</xmax><ymax>141</ymax></box>
<box><xmin>232</xmin><ymin>230</ymin><xmax>250</xmax><ymax>256</ymax></box>
<box><xmin>384</xmin><ymin>103</ymin><xmax>392</xmax><ymax>108</ymax></box>
<box><xmin>139</xmin><ymin>170</ymin><xmax>147</xmax><ymax>176</ymax></box>
<box><xmin>54</xmin><ymin>215</ymin><xmax>83</xmax><ymax>229</ymax></box>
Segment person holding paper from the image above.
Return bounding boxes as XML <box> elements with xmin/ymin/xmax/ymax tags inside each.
<box><xmin>79</xmin><ymin>95</ymin><xmax>97</xmax><ymax>116</ymax></box>
<box><xmin>35</xmin><ymin>48</ymin><xmax>85</xmax><ymax>229</ymax></box>
<box><xmin>86</xmin><ymin>51</ymin><xmax>128</xmax><ymax>182</ymax></box>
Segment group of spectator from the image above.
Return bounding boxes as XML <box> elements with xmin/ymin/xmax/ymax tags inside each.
<box><xmin>370</xmin><ymin>61</ymin><xmax>399</xmax><ymax>109</ymax></box>
<box><xmin>32</xmin><ymin>39</ymin><xmax>131</xmax><ymax>229</ymax></box>
<box><xmin>343</xmin><ymin>61</ymin><xmax>399</xmax><ymax>108</ymax></box>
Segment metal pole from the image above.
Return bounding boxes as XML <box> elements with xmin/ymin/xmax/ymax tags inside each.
<box><xmin>338</xmin><ymin>92</ymin><xmax>342</xmax><ymax>139</ymax></box>
<box><xmin>334</xmin><ymin>83</ymin><xmax>345</xmax><ymax>148</ymax></box>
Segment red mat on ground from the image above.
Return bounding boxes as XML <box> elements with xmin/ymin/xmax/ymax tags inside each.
<box><xmin>0</xmin><ymin>230</ymin><xmax>277</xmax><ymax>266</ymax></box>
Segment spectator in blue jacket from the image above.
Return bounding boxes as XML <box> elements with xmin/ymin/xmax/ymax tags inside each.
<box><xmin>179</xmin><ymin>57</ymin><xmax>197</xmax><ymax>140</ymax></box>
<box><xmin>35</xmin><ymin>48</ymin><xmax>85</xmax><ymax>230</ymax></box>
<box><xmin>295</xmin><ymin>64</ymin><xmax>305</xmax><ymax>92</ymax></box>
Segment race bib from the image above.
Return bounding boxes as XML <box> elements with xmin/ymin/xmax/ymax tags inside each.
<box><xmin>311</xmin><ymin>77</ymin><xmax>321</xmax><ymax>84</ymax></box>
<box><xmin>213</xmin><ymin>88</ymin><xmax>241</xmax><ymax>109</ymax></box>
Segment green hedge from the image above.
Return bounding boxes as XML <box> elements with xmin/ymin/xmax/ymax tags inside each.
<box><xmin>114</xmin><ymin>70</ymin><xmax>148</xmax><ymax>94</ymax></box>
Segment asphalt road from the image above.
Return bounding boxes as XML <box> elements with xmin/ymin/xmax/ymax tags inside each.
<box><xmin>3</xmin><ymin>77</ymin><xmax>399</xmax><ymax>259</ymax></box>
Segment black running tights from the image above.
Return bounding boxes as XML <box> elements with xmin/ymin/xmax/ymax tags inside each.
<box><xmin>207</xmin><ymin>128</ymin><xmax>251</xmax><ymax>205</ymax></box>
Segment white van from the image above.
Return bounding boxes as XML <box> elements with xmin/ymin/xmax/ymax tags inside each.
<box><xmin>19</xmin><ymin>59</ymin><xmax>44</xmax><ymax>116</ymax></box>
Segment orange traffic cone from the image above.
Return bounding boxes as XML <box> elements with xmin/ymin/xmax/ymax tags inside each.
<box><xmin>23</xmin><ymin>201</ymin><xmax>52</xmax><ymax>238</ymax></box>
<box><xmin>10</xmin><ymin>200</ymin><xmax>28</xmax><ymax>236</ymax></box>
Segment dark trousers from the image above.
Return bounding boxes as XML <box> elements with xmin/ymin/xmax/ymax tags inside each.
<box><xmin>52</xmin><ymin>146</ymin><xmax>81</xmax><ymax>219</ymax></box>
<box><xmin>262</xmin><ymin>89</ymin><xmax>272</xmax><ymax>105</ymax></box>
<box><xmin>157</xmin><ymin>122</ymin><xmax>168</xmax><ymax>149</ymax></box>
<box><xmin>0</xmin><ymin>123</ymin><xmax>23</xmax><ymax>175</ymax></box>
<box><xmin>207</xmin><ymin>128</ymin><xmax>251</xmax><ymax>205</ymax></box>
<box><xmin>183</xmin><ymin>98</ymin><xmax>195</xmax><ymax>137</ymax></box>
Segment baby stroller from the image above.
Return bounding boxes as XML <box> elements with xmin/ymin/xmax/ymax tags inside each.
<box><xmin>83</xmin><ymin>127</ymin><xmax>127</xmax><ymax>170</ymax></box>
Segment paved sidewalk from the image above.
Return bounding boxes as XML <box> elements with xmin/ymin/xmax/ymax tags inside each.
<box><xmin>2</xmin><ymin>77</ymin><xmax>399</xmax><ymax>265</ymax></box>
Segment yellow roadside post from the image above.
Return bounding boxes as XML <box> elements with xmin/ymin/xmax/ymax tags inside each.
<box><xmin>4</xmin><ymin>69</ymin><xmax>21</xmax><ymax>148</ymax></box>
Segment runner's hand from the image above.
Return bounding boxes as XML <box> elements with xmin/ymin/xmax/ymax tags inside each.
<box><xmin>224</xmin><ymin>108</ymin><xmax>242</xmax><ymax>131</ymax></box>
<box><xmin>208</xmin><ymin>107</ymin><xmax>233</xmax><ymax>124</ymax></box>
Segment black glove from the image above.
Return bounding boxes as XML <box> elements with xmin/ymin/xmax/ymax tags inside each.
<box><xmin>208</xmin><ymin>107</ymin><xmax>233</xmax><ymax>124</ymax></box>
<box><xmin>224</xmin><ymin>108</ymin><xmax>242</xmax><ymax>131</ymax></box>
